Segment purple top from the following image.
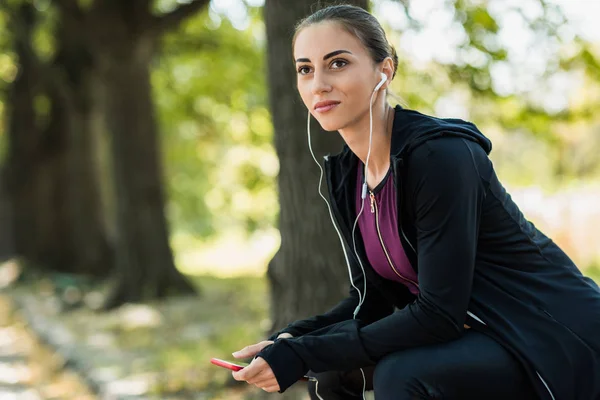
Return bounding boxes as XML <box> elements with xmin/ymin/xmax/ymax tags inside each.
<box><xmin>356</xmin><ymin>163</ymin><xmax>420</xmax><ymax>295</ymax></box>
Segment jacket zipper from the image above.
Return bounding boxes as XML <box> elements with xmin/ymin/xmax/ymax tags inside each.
<box><xmin>371</xmin><ymin>189</ymin><xmax>420</xmax><ymax>290</ymax></box>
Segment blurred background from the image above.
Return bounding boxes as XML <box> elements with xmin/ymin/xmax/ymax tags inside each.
<box><xmin>0</xmin><ymin>0</ymin><xmax>598</xmax><ymax>399</ymax></box>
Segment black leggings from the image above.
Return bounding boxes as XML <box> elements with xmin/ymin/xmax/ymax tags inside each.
<box><xmin>307</xmin><ymin>330</ymin><xmax>539</xmax><ymax>399</ymax></box>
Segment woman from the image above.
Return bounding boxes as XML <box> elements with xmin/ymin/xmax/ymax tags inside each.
<box><xmin>230</xmin><ymin>4</ymin><xmax>600</xmax><ymax>399</ymax></box>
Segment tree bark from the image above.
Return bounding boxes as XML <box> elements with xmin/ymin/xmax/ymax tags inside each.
<box><xmin>0</xmin><ymin>176</ymin><xmax>13</xmax><ymax>261</ymax></box>
<box><xmin>3</xmin><ymin>2</ymin><xmax>113</xmax><ymax>277</ymax></box>
<box><xmin>50</xmin><ymin>6</ymin><xmax>113</xmax><ymax>277</ymax></box>
<box><xmin>264</xmin><ymin>0</ymin><xmax>369</xmax><ymax>338</ymax></box>
<box><xmin>3</xmin><ymin>3</ymin><xmax>58</xmax><ymax>268</ymax></box>
<box><xmin>89</xmin><ymin>1</ymin><xmax>198</xmax><ymax>308</ymax></box>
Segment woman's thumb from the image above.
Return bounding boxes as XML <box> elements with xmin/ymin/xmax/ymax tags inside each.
<box><xmin>232</xmin><ymin>345</ymin><xmax>252</xmax><ymax>358</ymax></box>
<box><xmin>232</xmin><ymin>341</ymin><xmax>272</xmax><ymax>358</ymax></box>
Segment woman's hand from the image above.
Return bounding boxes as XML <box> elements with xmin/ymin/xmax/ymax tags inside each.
<box><xmin>230</xmin><ymin>334</ymin><xmax>293</xmax><ymax>392</ymax></box>
<box><xmin>231</xmin><ymin>355</ymin><xmax>280</xmax><ymax>392</ymax></box>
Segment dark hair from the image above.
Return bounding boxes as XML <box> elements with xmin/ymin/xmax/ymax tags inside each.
<box><xmin>292</xmin><ymin>4</ymin><xmax>399</xmax><ymax>80</ymax></box>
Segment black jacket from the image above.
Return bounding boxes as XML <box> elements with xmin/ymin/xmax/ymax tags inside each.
<box><xmin>257</xmin><ymin>105</ymin><xmax>600</xmax><ymax>399</ymax></box>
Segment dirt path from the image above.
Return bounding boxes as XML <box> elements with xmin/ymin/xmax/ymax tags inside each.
<box><xmin>0</xmin><ymin>295</ymin><xmax>96</xmax><ymax>400</ymax></box>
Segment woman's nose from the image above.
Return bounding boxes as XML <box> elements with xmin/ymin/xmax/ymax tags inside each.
<box><xmin>311</xmin><ymin>72</ymin><xmax>332</xmax><ymax>95</ymax></box>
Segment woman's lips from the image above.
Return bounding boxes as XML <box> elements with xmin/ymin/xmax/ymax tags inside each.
<box><xmin>315</xmin><ymin>102</ymin><xmax>340</xmax><ymax>113</ymax></box>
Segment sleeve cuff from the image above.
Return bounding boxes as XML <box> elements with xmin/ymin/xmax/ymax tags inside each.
<box><xmin>268</xmin><ymin>325</ymin><xmax>303</xmax><ymax>341</ymax></box>
<box><xmin>256</xmin><ymin>339</ymin><xmax>308</xmax><ymax>393</ymax></box>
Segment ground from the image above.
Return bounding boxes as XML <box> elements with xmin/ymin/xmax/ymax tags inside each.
<box><xmin>0</xmin><ymin>295</ymin><xmax>95</xmax><ymax>399</ymax></box>
<box><xmin>1</xmin><ymin>271</ymin><xmax>312</xmax><ymax>399</ymax></box>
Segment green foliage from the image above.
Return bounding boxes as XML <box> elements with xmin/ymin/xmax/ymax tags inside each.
<box><xmin>154</xmin><ymin>3</ymin><xmax>276</xmax><ymax>238</ymax></box>
<box><xmin>0</xmin><ymin>1</ymin><xmax>56</xmax><ymax>167</ymax></box>
<box><xmin>587</xmin><ymin>261</ymin><xmax>600</xmax><ymax>284</ymax></box>
<box><xmin>383</xmin><ymin>0</ymin><xmax>600</xmax><ymax>188</ymax></box>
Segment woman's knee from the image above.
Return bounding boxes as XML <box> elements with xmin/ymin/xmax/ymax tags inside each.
<box><xmin>373</xmin><ymin>353</ymin><xmax>439</xmax><ymax>399</ymax></box>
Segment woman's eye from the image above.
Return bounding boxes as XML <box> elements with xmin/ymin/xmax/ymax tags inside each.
<box><xmin>331</xmin><ymin>59</ymin><xmax>348</xmax><ymax>69</ymax></box>
<box><xmin>297</xmin><ymin>66</ymin><xmax>311</xmax><ymax>75</ymax></box>
<box><xmin>296</xmin><ymin>60</ymin><xmax>347</xmax><ymax>75</ymax></box>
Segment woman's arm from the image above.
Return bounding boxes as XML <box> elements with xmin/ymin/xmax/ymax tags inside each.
<box><xmin>268</xmin><ymin>241</ymin><xmax>398</xmax><ymax>341</ymax></box>
<box><xmin>257</xmin><ymin>137</ymin><xmax>490</xmax><ymax>392</ymax></box>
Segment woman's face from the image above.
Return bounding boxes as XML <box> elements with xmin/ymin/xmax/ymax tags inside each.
<box><xmin>294</xmin><ymin>22</ymin><xmax>381</xmax><ymax>132</ymax></box>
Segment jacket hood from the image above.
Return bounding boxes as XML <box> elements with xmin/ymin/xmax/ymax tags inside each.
<box><xmin>324</xmin><ymin>105</ymin><xmax>493</xmax><ymax>201</ymax></box>
<box><xmin>327</xmin><ymin>105</ymin><xmax>492</xmax><ymax>171</ymax></box>
<box><xmin>389</xmin><ymin>105</ymin><xmax>492</xmax><ymax>159</ymax></box>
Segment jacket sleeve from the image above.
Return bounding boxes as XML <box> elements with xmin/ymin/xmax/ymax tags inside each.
<box><xmin>267</xmin><ymin>240</ymin><xmax>397</xmax><ymax>341</ymax></box>
<box><xmin>257</xmin><ymin>138</ymin><xmax>490</xmax><ymax>392</ymax></box>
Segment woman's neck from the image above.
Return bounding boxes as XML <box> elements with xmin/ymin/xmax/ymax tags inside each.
<box><xmin>339</xmin><ymin>102</ymin><xmax>395</xmax><ymax>188</ymax></box>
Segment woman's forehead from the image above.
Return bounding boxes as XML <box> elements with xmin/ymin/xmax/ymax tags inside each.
<box><xmin>294</xmin><ymin>22</ymin><xmax>365</xmax><ymax>60</ymax></box>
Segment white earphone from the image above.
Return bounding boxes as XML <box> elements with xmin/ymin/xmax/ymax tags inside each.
<box><xmin>361</xmin><ymin>72</ymin><xmax>387</xmax><ymax>200</ymax></box>
<box><xmin>306</xmin><ymin>71</ymin><xmax>388</xmax><ymax>400</ymax></box>
<box><xmin>374</xmin><ymin>72</ymin><xmax>387</xmax><ymax>92</ymax></box>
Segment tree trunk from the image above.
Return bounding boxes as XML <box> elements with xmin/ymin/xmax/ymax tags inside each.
<box><xmin>3</xmin><ymin>3</ymin><xmax>113</xmax><ymax>278</ymax></box>
<box><xmin>264</xmin><ymin>0</ymin><xmax>369</xmax><ymax>338</ymax></box>
<box><xmin>3</xmin><ymin>3</ymin><xmax>55</xmax><ymax>267</ymax></box>
<box><xmin>0</xmin><ymin>177</ymin><xmax>13</xmax><ymax>261</ymax></box>
<box><xmin>51</xmin><ymin>8</ymin><xmax>114</xmax><ymax>277</ymax></box>
<box><xmin>91</xmin><ymin>2</ymin><xmax>197</xmax><ymax>308</ymax></box>
<box><xmin>4</xmin><ymin>0</ymin><xmax>208</xmax><ymax>290</ymax></box>
<box><xmin>31</xmin><ymin>86</ymin><xmax>76</xmax><ymax>272</ymax></box>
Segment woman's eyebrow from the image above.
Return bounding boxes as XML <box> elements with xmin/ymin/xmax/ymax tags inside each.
<box><xmin>295</xmin><ymin>49</ymin><xmax>353</xmax><ymax>63</ymax></box>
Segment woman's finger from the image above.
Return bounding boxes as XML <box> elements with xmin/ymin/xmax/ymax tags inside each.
<box><xmin>231</xmin><ymin>344</ymin><xmax>258</xmax><ymax>359</ymax></box>
<box><xmin>246</xmin><ymin>368</ymin><xmax>272</xmax><ymax>385</ymax></box>
<box><xmin>253</xmin><ymin>377</ymin><xmax>278</xmax><ymax>388</ymax></box>
<box><xmin>232</xmin><ymin>341</ymin><xmax>273</xmax><ymax>359</ymax></box>
<box><xmin>261</xmin><ymin>383</ymin><xmax>281</xmax><ymax>393</ymax></box>
<box><xmin>232</xmin><ymin>356</ymin><xmax>269</xmax><ymax>381</ymax></box>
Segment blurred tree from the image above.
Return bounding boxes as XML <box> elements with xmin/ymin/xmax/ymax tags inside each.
<box><xmin>1</xmin><ymin>3</ymin><xmax>43</xmax><ymax>265</ymax></box>
<box><xmin>1</xmin><ymin>0</ymin><xmax>214</xmax><ymax>306</ymax></box>
<box><xmin>0</xmin><ymin>1</ymin><xmax>114</xmax><ymax>278</ymax></box>
<box><xmin>0</xmin><ymin>6</ymin><xmax>12</xmax><ymax>261</ymax></box>
<box><xmin>1</xmin><ymin>0</ymin><xmax>112</xmax><ymax>279</ymax></box>
<box><xmin>78</xmin><ymin>0</ymin><xmax>211</xmax><ymax>308</ymax></box>
<box><xmin>264</xmin><ymin>0</ymin><xmax>368</xmax><ymax>337</ymax></box>
<box><xmin>47</xmin><ymin>0</ymin><xmax>112</xmax><ymax>277</ymax></box>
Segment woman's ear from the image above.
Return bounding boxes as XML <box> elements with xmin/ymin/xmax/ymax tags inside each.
<box><xmin>381</xmin><ymin>57</ymin><xmax>395</xmax><ymax>84</ymax></box>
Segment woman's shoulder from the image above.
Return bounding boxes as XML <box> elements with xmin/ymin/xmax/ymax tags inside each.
<box><xmin>407</xmin><ymin>135</ymin><xmax>487</xmax><ymax>164</ymax></box>
<box><xmin>404</xmin><ymin>136</ymin><xmax>493</xmax><ymax>184</ymax></box>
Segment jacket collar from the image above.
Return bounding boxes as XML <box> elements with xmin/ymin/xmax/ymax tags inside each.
<box><xmin>324</xmin><ymin>105</ymin><xmax>409</xmax><ymax>197</ymax></box>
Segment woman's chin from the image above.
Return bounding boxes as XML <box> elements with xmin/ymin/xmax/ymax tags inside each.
<box><xmin>315</xmin><ymin>118</ymin><xmax>343</xmax><ymax>132</ymax></box>
<box><xmin>320</xmin><ymin>124</ymin><xmax>340</xmax><ymax>132</ymax></box>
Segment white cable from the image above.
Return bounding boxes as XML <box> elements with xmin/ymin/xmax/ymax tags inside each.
<box><xmin>306</xmin><ymin>78</ymin><xmax>381</xmax><ymax>400</ymax></box>
<box><xmin>306</xmin><ymin>110</ymin><xmax>364</xmax><ymax>311</ymax></box>
<box><xmin>352</xmin><ymin>85</ymin><xmax>380</xmax><ymax>317</ymax></box>
<box><xmin>312</xmin><ymin>377</ymin><xmax>325</xmax><ymax>400</ymax></box>
<box><xmin>360</xmin><ymin>367</ymin><xmax>368</xmax><ymax>399</ymax></box>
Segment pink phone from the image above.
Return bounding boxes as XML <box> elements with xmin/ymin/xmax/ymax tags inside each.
<box><xmin>210</xmin><ymin>357</ymin><xmax>311</xmax><ymax>381</ymax></box>
<box><xmin>210</xmin><ymin>358</ymin><xmax>248</xmax><ymax>371</ymax></box>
